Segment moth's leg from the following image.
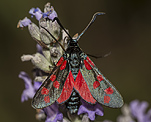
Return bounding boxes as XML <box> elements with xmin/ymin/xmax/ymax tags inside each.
<box><xmin>87</xmin><ymin>51</ymin><xmax>111</xmax><ymax>59</ymax></box>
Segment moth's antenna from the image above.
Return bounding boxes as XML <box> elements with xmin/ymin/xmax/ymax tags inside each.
<box><xmin>40</xmin><ymin>26</ymin><xmax>65</xmax><ymax>51</ymax></box>
<box><xmin>76</xmin><ymin>12</ymin><xmax>105</xmax><ymax>40</ymax></box>
<box><xmin>53</xmin><ymin>17</ymin><xmax>73</xmax><ymax>40</ymax></box>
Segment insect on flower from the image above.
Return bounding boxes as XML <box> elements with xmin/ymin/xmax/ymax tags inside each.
<box><xmin>32</xmin><ymin>12</ymin><xmax>124</xmax><ymax>114</ymax></box>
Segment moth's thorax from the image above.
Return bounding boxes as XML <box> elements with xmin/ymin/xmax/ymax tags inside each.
<box><xmin>63</xmin><ymin>40</ymin><xmax>86</xmax><ymax>79</ymax></box>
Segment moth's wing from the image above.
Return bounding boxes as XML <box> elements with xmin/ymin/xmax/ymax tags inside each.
<box><xmin>80</xmin><ymin>56</ymin><xmax>124</xmax><ymax>108</ymax></box>
<box><xmin>32</xmin><ymin>57</ymin><xmax>71</xmax><ymax>109</ymax></box>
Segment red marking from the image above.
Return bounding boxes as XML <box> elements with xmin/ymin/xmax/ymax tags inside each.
<box><xmin>57</xmin><ymin>71</ymin><xmax>74</xmax><ymax>103</ymax></box>
<box><xmin>41</xmin><ymin>87</ymin><xmax>49</xmax><ymax>95</ymax></box>
<box><xmin>53</xmin><ymin>81</ymin><xmax>60</xmax><ymax>89</ymax></box>
<box><xmin>97</xmin><ymin>74</ymin><xmax>103</xmax><ymax>81</ymax></box>
<box><xmin>50</xmin><ymin>74</ymin><xmax>56</xmax><ymax>82</ymax></box>
<box><xmin>86</xmin><ymin>56</ymin><xmax>94</xmax><ymax>66</ymax></box>
<box><xmin>93</xmin><ymin>81</ymin><xmax>100</xmax><ymax>89</ymax></box>
<box><xmin>74</xmin><ymin>70</ymin><xmax>96</xmax><ymax>104</ymax></box>
<box><xmin>104</xmin><ymin>87</ymin><xmax>114</xmax><ymax>94</ymax></box>
<box><xmin>44</xmin><ymin>96</ymin><xmax>50</xmax><ymax>103</ymax></box>
<box><xmin>60</xmin><ymin>60</ymin><xmax>67</xmax><ymax>70</ymax></box>
<box><xmin>56</xmin><ymin>57</ymin><xmax>64</xmax><ymax>66</ymax></box>
<box><xmin>104</xmin><ymin>96</ymin><xmax>110</xmax><ymax>103</ymax></box>
<box><xmin>84</xmin><ymin>60</ymin><xmax>92</xmax><ymax>70</ymax></box>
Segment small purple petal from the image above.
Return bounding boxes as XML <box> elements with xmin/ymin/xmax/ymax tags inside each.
<box><xmin>42</xmin><ymin>6</ymin><xmax>57</xmax><ymax>20</ymax></box>
<box><xmin>43</xmin><ymin>102</ymin><xmax>63</xmax><ymax>122</ymax></box>
<box><xmin>18</xmin><ymin>17</ymin><xmax>31</xmax><ymax>27</ymax></box>
<box><xmin>33</xmin><ymin>81</ymin><xmax>42</xmax><ymax>91</ymax></box>
<box><xmin>34</xmin><ymin>8</ymin><xmax>42</xmax><ymax>13</ymax></box>
<box><xmin>78</xmin><ymin>99</ymin><xmax>104</xmax><ymax>121</ymax></box>
<box><xmin>19</xmin><ymin>71</ymin><xmax>35</xmax><ymax>102</ymax></box>
<box><xmin>35</xmin><ymin>12</ymin><xmax>42</xmax><ymax>21</ymax></box>
<box><xmin>43</xmin><ymin>12</ymin><xmax>49</xmax><ymax>18</ymax></box>
<box><xmin>29</xmin><ymin>8</ymin><xmax>42</xmax><ymax>20</ymax></box>
<box><xmin>130</xmin><ymin>100</ymin><xmax>149</xmax><ymax>122</ymax></box>
<box><xmin>29</xmin><ymin>8</ymin><xmax>35</xmax><ymax>15</ymax></box>
<box><xmin>36</xmin><ymin>44</ymin><xmax>43</xmax><ymax>54</ymax></box>
<box><xmin>45</xmin><ymin>113</ymin><xmax>63</xmax><ymax>122</ymax></box>
<box><xmin>19</xmin><ymin>71</ymin><xmax>32</xmax><ymax>89</ymax></box>
<box><xmin>48</xmin><ymin>9</ymin><xmax>58</xmax><ymax>20</ymax></box>
<box><xmin>29</xmin><ymin>7</ymin><xmax>42</xmax><ymax>15</ymax></box>
<box><xmin>145</xmin><ymin>109</ymin><xmax>151</xmax><ymax>122</ymax></box>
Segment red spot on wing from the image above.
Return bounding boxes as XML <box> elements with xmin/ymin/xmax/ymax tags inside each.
<box><xmin>84</xmin><ymin>60</ymin><xmax>92</xmax><ymax>70</ymax></box>
<box><xmin>104</xmin><ymin>87</ymin><xmax>114</xmax><ymax>94</ymax></box>
<box><xmin>97</xmin><ymin>74</ymin><xmax>103</xmax><ymax>81</ymax></box>
<box><xmin>50</xmin><ymin>74</ymin><xmax>56</xmax><ymax>82</ymax></box>
<box><xmin>57</xmin><ymin>71</ymin><xmax>74</xmax><ymax>103</ymax></box>
<box><xmin>60</xmin><ymin>60</ymin><xmax>67</xmax><ymax>70</ymax></box>
<box><xmin>56</xmin><ymin>57</ymin><xmax>64</xmax><ymax>66</ymax></box>
<box><xmin>74</xmin><ymin>70</ymin><xmax>96</xmax><ymax>104</ymax></box>
<box><xmin>41</xmin><ymin>87</ymin><xmax>49</xmax><ymax>95</ymax></box>
<box><xmin>104</xmin><ymin>96</ymin><xmax>110</xmax><ymax>103</ymax></box>
<box><xmin>44</xmin><ymin>96</ymin><xmax>50</xmax><ymax>103</ymax></box>
<box><xmin>93</xmin><ymin>81</ymin><xmax>100</xmax><ymax>89</ymax></box>
<box><xmin>53</xmin><ymin>81</ymin><xmax>60</xmax><ymax>89</ymax></box>
<box><xmin>86</xmin><ymin>56</ymin><xmax>94</xmax><ymax>66</ymax></box>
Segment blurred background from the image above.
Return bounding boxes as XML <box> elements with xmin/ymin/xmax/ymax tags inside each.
<box><xmin>0</xmin><ymin>0</ymin><xmax>151</xmax><ymax>121</ymax></box>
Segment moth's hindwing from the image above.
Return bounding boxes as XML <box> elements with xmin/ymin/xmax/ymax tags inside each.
<box><xmin>32</xmin><ymin>57</ymin><xmax>69</xmax><ymax>109</ymax></box>
<box><xmin>80</xmin><ymin>56</ymin><xmax>124</xmax><ymax>108</ymax></box>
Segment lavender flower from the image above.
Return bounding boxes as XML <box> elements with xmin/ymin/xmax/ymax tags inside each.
<box><xmin>33</xmin><ymin>81</ymin><xmax>42</xmax><ymax>91</ymax></box>
<box><xmin>19</xmin><ymin>71</ymin><xmax>40</xmax><ymax>102</ymax></box>
<box><xmin>29</xmin><ymin>4</ymin><xmax>57</xmax><ymax>21</ymax></box>
<box><xmin>43</xmin><ymin>102</ymin><xmax>63</xmax><ymax>122</ymax></box>
<box><xmin>29</xmin><ymin>7</ymin><xmax>43</xmax><ymax>20</ymax></box>
<box><xmin>17</xmin><ymin>17</ymin><xmax>31</xmax><ymax>28</ymax></box>
<box><xmin>117</xmin><ymin>104</ymin><xmax>134</xmax><ymax>122</ymax></box>
<box><xmin>18</xmin><ymin>2</ymin><xmax>60</xmax><ymax>47</ymax></box>
<box><xmin>117</xmin><ymin>100</ymin><xmax>151</xmax><ymax>122</ymax></box>
<box><xmin>130</xmin><ymin>100</ymin><xmax>151</xmax><ymax>122</ymax></box>
<box><xmin>78</xmin><ymin>99</ymin><xmax>104</xmax><ymax>121</ymax></box>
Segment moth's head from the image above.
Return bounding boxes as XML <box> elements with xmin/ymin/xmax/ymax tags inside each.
<box><xmin>71</xmin><ymin>39</ymin><xmax>78</xmax><ymax>43</ymax></box>
<box><xmin>68</xmin><ymin>39</ymin><xmax>78</xmax><ymax>46</ymax></box>
<box><xmin>67</xmin><ymin>33</ymin><xmax>78</xmax><ymax>44</ymax></box>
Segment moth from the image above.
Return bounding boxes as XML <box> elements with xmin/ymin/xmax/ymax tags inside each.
<box><xmin>32</xmin><ymin>12</ymin><xmax>124</xmax><ymax>114</ymax></box>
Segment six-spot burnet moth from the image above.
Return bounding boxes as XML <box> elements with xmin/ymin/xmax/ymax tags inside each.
<box><xmin>32</xmin><ymin>12</ymin><xmax>124</xmax><ymax>114</ymax></box>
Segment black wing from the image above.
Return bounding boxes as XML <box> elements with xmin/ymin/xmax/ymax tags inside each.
<box><xmin>80</xmin><ymin>55</ymin><xmax>124</xmax><ymax>108</ymax></box>
<box><xmin>32</xmin><ymin>56</ymin><xmax>69</xmax><ymax>109</ymax></box>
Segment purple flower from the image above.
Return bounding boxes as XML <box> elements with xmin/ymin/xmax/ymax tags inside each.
<box><xmin>17</xmin><ymin>17</ymin><xmax>31</xmax><ymax>27</ymax></box>
<box><xmin>36</xmin><ymin>44</ymin><xmax>43</xmax><ymax>54</ymax></box>
<box><xmin>19</xmin><ymin>71</ymin><xmax>42</xmax><ymax>102</ymax></box>
<box><xmin>43</xmin><ymin>102</ymin><xmax>63</xmax><ymax>122</ymax></box>
<box><xmin>19</xmin><ymin>71</ymin><xmax>35</xmax><ymax>102</ymax></box>
<box><xmin>78</xmin><ymin>99</ymin><xmax>104</xmax><ymax>121</ymax></box>
<box><xmin>145</xmin><ymin>109</ymin><xmax>151</xmax><ymax>122</ymax></box>
<box><xmin>29</xmin><ymin>6</ymin><xmax>57</xmax><ymax>21</ymax></box>
<box><xmin>47</xmin><ymin>7</ymin><xmax>57</xmax><ymax>20</ymax></box>
<box><xmin>130</xmin><ymin>100</ymin><xmax>151</xmax><ymax>122</ymax></box>
<box><xmin>33</xmin><ymin>81</ymin><xmax>42</xmax><ymax>91</ymax></box>
<box><xmin>29</xmin><ymin>7</ymin><xmax>42</xmax><ymax>20</ymax></box>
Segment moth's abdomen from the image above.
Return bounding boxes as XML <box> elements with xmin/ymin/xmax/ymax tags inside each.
<box><xmin>66</xmin><ymin>89</ymin><xmax>81</xmax><ymax>114</ymax></box>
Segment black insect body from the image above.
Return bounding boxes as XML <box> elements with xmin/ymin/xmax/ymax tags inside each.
<box><xmin>66</xmin><ymin>90</ymin><xmax>81</xmax><ymax>114</ymax></box>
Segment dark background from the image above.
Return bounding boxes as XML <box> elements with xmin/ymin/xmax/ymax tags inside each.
<box><xmin>0</xmin><ymin>0</ymin><xmax>151</xmax><ymax>121</ymax></box>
